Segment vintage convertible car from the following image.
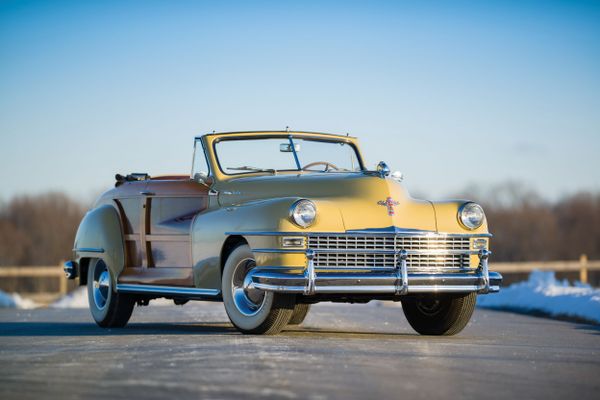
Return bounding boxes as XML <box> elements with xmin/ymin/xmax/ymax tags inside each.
<box><xmin>65</xmin><ymin>131</ymin><xmax>501</xmax><ymax>335</ymax></box>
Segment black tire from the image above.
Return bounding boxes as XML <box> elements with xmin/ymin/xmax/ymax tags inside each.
<box><xmin>288</xmin><ymin>303</ymin><xmax>311</xmax><ymax>326</ymax></box>
<box><xmin>401</xmin><ymin>293</ymin><xmax>477</xmax><ymax>336</ymax></box>
<box><xmin>222</xmin><ymin>244</ymin><xmax>295</xmax><ymax>335</ymax></box>
<box><xmin>87</xmin><ymin>258</ymin><xmax>135</xmax><ymax>328</ymax></box>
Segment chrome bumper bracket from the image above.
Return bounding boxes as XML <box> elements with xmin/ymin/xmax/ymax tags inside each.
<box><xmin>477</xmin><ymin>249</ymin><xmax>491</xmax><ymax>294</ymax></box>
<box><xmin>304</xmin><ymin>249</ymin><xmax>317</xmax><ymax>295</ymax></box>
<box><xmin>396</xmin><ymin>249</ymin><xmax>408</xmax><ymax>295</ymax></box>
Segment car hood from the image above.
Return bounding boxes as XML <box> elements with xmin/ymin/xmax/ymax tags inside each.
<box><xmin>214</xmin><ymin>173</ymin><xmax>438</xmax><ymax>232</ymax></box>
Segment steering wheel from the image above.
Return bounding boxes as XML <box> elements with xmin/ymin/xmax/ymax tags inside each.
<box><xmin>301</xmin><ymin>161</ymin><xmax>340</xmax><ymax>172</ymax></box>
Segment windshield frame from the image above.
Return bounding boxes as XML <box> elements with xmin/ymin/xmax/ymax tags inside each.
<box><xmin>212</xmin><ymin>134</ymin><xmax>366</xmax><ymax>177</ymax></box>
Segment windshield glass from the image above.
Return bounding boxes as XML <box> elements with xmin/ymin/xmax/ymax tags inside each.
<box><xmin>214</xmin><ymin>136</ymin><xmax>363</xmax><ymax>175</ymax></box>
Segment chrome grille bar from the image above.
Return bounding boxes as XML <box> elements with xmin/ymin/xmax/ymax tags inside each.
<box><xmin>308</xmin><ymin>235</ymin><xmax>472</xmax><ymax>271</ymax></box>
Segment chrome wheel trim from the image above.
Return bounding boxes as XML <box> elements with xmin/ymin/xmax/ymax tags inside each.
<box><xmin>231</xmin><ymin>258</ymin><xmax>266</xmax><ymax>317</ymax></box>
<box><xmin>93</xmin><ymin>261</ymin><xmax>111</xmax><ymax>311</ymax></box>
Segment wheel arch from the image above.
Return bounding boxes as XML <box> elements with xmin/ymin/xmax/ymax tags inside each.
<box><xmin>220</xmin><ymin>235</ymin><xmax>249</xmax><ymax>274</ymax></box>
<box><xmin>77</xmin><ymin>257</ymin><xmax>92</xmax><ymax>286</ymax></box>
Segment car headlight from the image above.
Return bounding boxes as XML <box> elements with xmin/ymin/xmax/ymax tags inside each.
<box><xmin>458</xmin><ymin>202</ymin><xmax>485</xmax><ymax>230</ymax></box>
<box><xmin>290</xmin><ymin>199</ymin><xmax>317</xmax><ymax>228</ymax></box>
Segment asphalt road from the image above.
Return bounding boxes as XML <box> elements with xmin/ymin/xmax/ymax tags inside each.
<box><xmin>0</xmin><ymin>301</ymin><xmax>599</xmax><ymax>400</ymax></box>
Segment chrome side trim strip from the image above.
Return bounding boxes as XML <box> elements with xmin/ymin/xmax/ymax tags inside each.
<box><xmin>73</xmin><ymin>247</ymin><xmax>105</xmax><ymax>253</ymax></box>
<box><xmin>253</xmin><ymin>248</ymin><xmax>306</xmax><ymax>254</ymax></box>
<box><xmin>116</xmin><ymin>284</ymin><xmax>220</xmax><ymax>297</ymax></box>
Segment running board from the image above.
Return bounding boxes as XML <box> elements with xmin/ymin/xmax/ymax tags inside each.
<box><xmin>116</xmin><ymin>284</ymin><xmax>220</xmax><ymax>298</ymax></box>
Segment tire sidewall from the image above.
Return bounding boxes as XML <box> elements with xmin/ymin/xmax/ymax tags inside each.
<box><xmin>401</xmin><ymin>293</ymin><xmax>477</xmax><ymax>336</ymax></box>
<box><xmin>221</xmin><ymin>245</ymin><xmax>276</xmax><ymax>331</ymax></box>
<box><xmin>87</xmin><ymin>258</ymin><xmax>113</xmax><ymax>323</ymax></box>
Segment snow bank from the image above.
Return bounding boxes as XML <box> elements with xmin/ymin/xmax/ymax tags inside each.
<box><xmin>50</xmin><ymin>287</ymin><xmax>88</xmax><ymax>309</ymax></box>
<box><xmin>478</xmin><ymin>270</ymin><xmax>600</xmax><ymax>324</ymax></box>
<box><xmin>50</xmin><ymin>288</ymin><xmax>174</xmax><ymax>308</ymax></box>
<box><xmin>0</xmin><ymin>289</ymin><xmax>38</xmax><ymax>309</ymax></box>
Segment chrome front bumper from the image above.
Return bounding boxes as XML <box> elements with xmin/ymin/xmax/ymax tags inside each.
<box><xmin>245</xmin><ymin>249</ymin><xmax>501</xmax><ymax>295</ymax></box>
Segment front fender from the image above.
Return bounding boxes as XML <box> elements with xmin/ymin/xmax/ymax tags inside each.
<box><xmin>73</xmin><ymin>204</ymin><xmax>124</xmax><ymax>286</ymax></box>
<box><xmin>432</xmin><ymin>200</ymin><xmax>490</xmax><ymax>234</ymax></box>
<box><xmin>190</xmin><ymin>197</ymin><xmax>345</xmax><ymax>290</ymax></box>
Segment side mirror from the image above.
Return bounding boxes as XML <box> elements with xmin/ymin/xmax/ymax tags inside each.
<box><xmin>376</xmin><ymin>161</ymin><xmax>390</xmax><ymax>178</ymax></box>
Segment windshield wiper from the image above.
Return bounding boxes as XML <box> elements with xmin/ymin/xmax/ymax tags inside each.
<box><xmin>227</xmin><ymin>166</ymin><xmax>277</xmax><ymax>174</ymax></box>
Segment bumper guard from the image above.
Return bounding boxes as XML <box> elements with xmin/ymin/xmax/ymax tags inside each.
<box><xmin>244</xmin><ymin>248</ymin><xmax>501</xmax><ymax>295</ymax></box>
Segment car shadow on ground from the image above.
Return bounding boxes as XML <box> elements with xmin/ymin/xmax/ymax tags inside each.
<box><xmin>0</xmin><ymin>322</ymin><xmax>238</xmax><ymax>336</ymax></box>
<box><xmin>0</xmin><ymin>321</ymin><xmax>419</xmax><ymax>339</ymax></box>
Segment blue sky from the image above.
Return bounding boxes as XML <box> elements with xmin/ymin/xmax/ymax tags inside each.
<box><xmin>1</xmin><ymin>0</ymin><xmax>599</xmax><ymax>203</ymax></box>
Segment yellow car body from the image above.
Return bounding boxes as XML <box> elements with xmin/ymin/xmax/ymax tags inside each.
<box><xmin>66</xmin><ymin>131</ymin><xmax>501</xmax><ymax>334</ymax></box>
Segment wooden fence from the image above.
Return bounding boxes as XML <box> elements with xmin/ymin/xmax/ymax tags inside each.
<box><xmin>0</xmin><ymin>256</ymin><xmax>598</xmax><ymax>304</ymax></box>
<box><xmin>0</xmin><ymin>265</ymin><xmax>72</xmax><ymax>304</ymax></box>
<box><xmin>493</xmin><ymin>255</ymin><xmax>599</xmax><ymax>284</ymax></box>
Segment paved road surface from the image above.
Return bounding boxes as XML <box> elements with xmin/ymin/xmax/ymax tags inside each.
<box><xmin>1</xmin><ymin>301</ymin><xmax>599</xmax><ymax>400</ymax></box>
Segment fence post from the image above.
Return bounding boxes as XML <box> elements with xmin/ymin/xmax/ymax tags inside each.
<box><xmin>579</xmin><ymin>254</ymin><xmax>588</xmax><ymax>284</ymax></box>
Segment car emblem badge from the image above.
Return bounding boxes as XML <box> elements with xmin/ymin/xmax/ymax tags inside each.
<box><xmin>378</xmin><ymin>197</ymin><xmax>400</xmax><ymax>216</ymax></box>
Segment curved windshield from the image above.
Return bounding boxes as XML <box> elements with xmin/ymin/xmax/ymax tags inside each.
<box><xmin>214</xmin><ymin>137</ymin><xmax>363</xmax><ymax>175</ymax></box>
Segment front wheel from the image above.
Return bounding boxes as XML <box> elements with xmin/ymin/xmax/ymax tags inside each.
<box><xmin>222</xmin><ymin>244</ymin><xmax>295</xmax><ymax>335</ymax></box>
<box><xmin>401</xmin><ymin>293</ymin><xmax>477</xmax><ymax>336</ymax></box>
<box><xmin>288</xmin><ymin>303</ymin><xmax>311</xmax><ymax>326</ymax></box>
<box><xmin>87</xmin><ymin>258</ymin><xmax>135</xmax><ymax>328</ymax></box>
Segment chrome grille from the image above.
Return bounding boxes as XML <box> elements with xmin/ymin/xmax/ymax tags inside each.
<box><xmin>308</xmin><ymin>235</ymin><xmax>471</xmax><ymax>271</ymax></box>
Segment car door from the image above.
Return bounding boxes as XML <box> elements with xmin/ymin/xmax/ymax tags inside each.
<box><xmin>143</xmin><ymin>179</ymin><xmax>208</xmax><ymax>285</ymax></box>
<box><xmin>115</xmin><ymin>178</ymin><xmax>208</xmax><ymax>287</ymax></box>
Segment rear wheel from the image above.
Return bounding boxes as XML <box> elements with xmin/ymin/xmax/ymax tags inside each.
<box><xmin>87</xmin><ymin>258</ymin><xmax>135</xmax><ymax>328</ymax></box>
<box><xmin>401</xmin><ymin>293</ymin><xmax>476</xmax><ymax>336</ymax></box>
<box><xmin>222</xmin><ymin>244</ymin><xmax>295</xmax><ymax>335</ymax></box>
<box><xmin>288</xmin><ymin>303</ymin><xmax>311</xmax><ymax>326</ymax></box>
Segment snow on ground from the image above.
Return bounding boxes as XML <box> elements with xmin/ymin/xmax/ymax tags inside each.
<box><xmin>4</xmin><ymin>271</ymin><xmax>599</xmax><ymax>326</ymax></box>
<box><xmin>50</xmin><ymin>287</ymin><xmax>88</xmax><ymax>309</ymax></box>
<box><xmin>0</xmin><ymin>289</ymin><xmax>38</xmax><ymax>309</ymax></box>
<box><xmin>49</xmin><ymin>287</ymin><xmax>175</xmax><ymax>308</ymax></box>
<box><xmin>478</xmin><ymin>270</ymin><xmax>600</xmax><ymax>324</ymax></box>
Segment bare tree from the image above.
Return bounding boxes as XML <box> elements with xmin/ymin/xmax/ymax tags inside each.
<box><xmin>0</xmin><ymin>193</ymin><xmax>86</xmax><ymax>266</ymax></box>
<box><xmin>458</xmin><ymin>182</ymin><xmax>600</xmax><ymax>261</ymax></box>
<box><xmin>0</xmin><ymin>186</ymin><xmax>598</xmax><ymax>265</ymax></box>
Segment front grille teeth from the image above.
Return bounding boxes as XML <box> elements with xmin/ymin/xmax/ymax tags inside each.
<box><xmin>307</xmin><ymin>235</ymin><xmax>471</xmax><ymax>271</ymax></box>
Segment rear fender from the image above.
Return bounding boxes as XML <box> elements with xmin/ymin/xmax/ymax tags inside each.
<box><xmin>73</xmin><ymin>204</ymin><xmax>125</xmax><ymax>286</ymax></box>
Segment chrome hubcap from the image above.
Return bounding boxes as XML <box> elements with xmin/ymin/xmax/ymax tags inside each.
<box><xmin>231</xmin><ymin>258</ymin><xmax>265</xmax><ymax>316</ymax></box>
<box><xmin>93</xmin><ymin>262</ymin><xmax>111</xmax><ymax>310</ymax></box>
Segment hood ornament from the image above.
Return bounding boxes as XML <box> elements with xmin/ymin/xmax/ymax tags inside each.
<box><xmin>378</xmin><ymin>197</ymin><xmax>400</xmax><ymax>216</ymax></box>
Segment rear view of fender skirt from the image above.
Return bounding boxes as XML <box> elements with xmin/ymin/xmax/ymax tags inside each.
<box><xmin>244</xmin><ymin>269</ymin><xmax>502</xmax><ymax>295</ymax></box>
